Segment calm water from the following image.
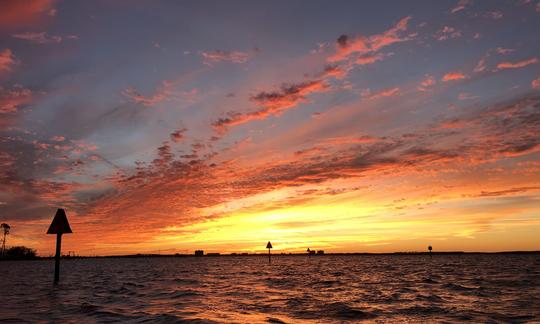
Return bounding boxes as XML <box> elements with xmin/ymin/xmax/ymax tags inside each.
<box><xmin>1</xmin><ymin>254</ymin><xmax>539</xmax><ymax>323</ymax></box>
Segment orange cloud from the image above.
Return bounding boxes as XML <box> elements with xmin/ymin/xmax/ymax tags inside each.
<box><xmin>0</xmin><ymin>0</ymin><xmax>54</xmax><ymax>29</ymax></box>
<box><xmin>355</xmin><ymin>53</ymin><xmax>385</xmax><ymax>65</ymax></box>
<box><xmin>320</xmin><ymin>65</ymin><xmax>347</xmax><ymax>79</ymax></box>
<box><xmin>328</xmin><ymin>16</ymin><xmax>411</xmax><ymax>62</ymax></box>
<box><xmin>441</xmin><ymin>72</ymin><xmax>467</xmax><ymax>82</ymax></box>
<box><xmin>497</xmin><ymin>57</ymin><xmax>538</xmax><ymax>70</ymax></box>
<box><xmin>320</xmin><ymin>135</ymin><xmax>381</xmax><ymax>145</ymax></box>
<box><xmin>0</xmin><ymin>49</ymin><xmax>17</xmax><ymax>74</ymax></box>
<box><xmin>213</xmin><ymin>80</ymin><xmax>329</xmax><ymax>132</ymax></box>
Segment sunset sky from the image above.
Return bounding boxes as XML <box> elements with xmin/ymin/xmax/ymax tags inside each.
<box><xmin>1</xmin><ymin>0</ymin><xmax>539</xmax><ymax>256</ymax></box>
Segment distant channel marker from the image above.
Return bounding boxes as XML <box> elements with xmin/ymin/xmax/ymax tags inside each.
<box><xmin>266</xmin><ymin>241</ymin><xmax>273</xmax><ymax>264</ymax></box>
<box><xmin>47</xmin><ymin>208</ymin><xmax>73</xmax><ymax>284</ymax></box>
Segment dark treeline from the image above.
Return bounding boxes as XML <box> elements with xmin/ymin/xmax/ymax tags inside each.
<box><xmin>0</xmin><ymin>246</ymin><xmax>37</xmax><ymax>260</ymax></box>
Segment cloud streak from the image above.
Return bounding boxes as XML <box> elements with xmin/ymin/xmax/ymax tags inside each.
<box><xmin>0</xmin><ymin>49</ymin><xmax>17</xmax><ymax>73</ymax></box>
<box><xmin>213</xmin><ymin>79</ymin><xmax>328</xmax><ymax>132</ymax></box>
<box><xmin>12</xmin><ymin>32</ymin><xmax>78</xmax><ymax>44</ymax></box>
<box><xmin>497</xmin><ymin>57</ymin><xmax>538</xmax><ymax>70</ymax></box>
<box><xmin>201</xmin><ymin>49</ymin><xmax>258</xmax><ymax>65</ymax></box>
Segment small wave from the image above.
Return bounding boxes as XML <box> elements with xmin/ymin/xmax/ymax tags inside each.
<box><xmin>399</xmin><ymin>305</ymin><xmax>448</xmax><ymax>315</ymax></box>
<box><xmin>414</xmin><ymin>294</ymin><xmax>444</xmax><ymax>302</ymax></box>
<box><xmin>442</xmin><ymin>283</ymin><xmax>477</xmax><ymax>291</ymax></box>
<box><xmin>422</xmin><ymin>277</ymin><xmax>437</xmax><ymax>284</ymax></box>
<box><xmin>321</xmin><ymin>302</ymin><xmax>378</xmax><ymax>320</ymax></box>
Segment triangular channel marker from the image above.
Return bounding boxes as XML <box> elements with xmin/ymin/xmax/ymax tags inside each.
<box><xmin>47</xmin><ymin>208</ymin><xmax>73</xmax><ymax>234</ymax></box>
<box><xmin>266</xmin><ymin>241</ymin><xmax>273</xmax><ymax>264</ymax></box>
<box><xmin>47</xmin><ymin>208</ymin><xmax>72</xmax><ymax>284</ymax></box>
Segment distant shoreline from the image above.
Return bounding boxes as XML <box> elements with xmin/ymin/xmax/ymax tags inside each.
<box><xmin>2</xmin><ymin>250</ymin><xmax>539</xmax><ymax>261</ymax></box>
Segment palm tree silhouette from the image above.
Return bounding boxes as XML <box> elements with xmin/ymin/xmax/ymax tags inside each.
<box><xmin>1</xmin><ymin>223</ymin><xmax>10</xmax><ymax>257</ymax></box>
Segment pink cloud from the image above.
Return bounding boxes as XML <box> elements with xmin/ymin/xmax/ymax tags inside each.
<box><xmin>417</xmin><ymin>75</ymin><xmax>436</xmax><ymax>91</ymax></box>
<box><xmin>201</xmin><ymin>49</ymin><xmax>257</xmax><ymax>65</ymax></box>
<box><xmin>50</xmin><ymin>135</ymin><xmax>65</xmax><ymax>142</ymax></box>
<box><xmin>458</xmin><ymin>93</ymin><xmax>479</xmax><ymax>100</ymax></box>
<box><xmin>0</xmin><ymin>49</ymin><xmax>17</xmax><ymax>73</ymax></box>
<box><xmin>122</xmin><ymin>80</ymin><xmax>173</xmax><ymax>106</ymax></box>
<box><xmin>532</xmin><ymin>75</ymin><xmax>540</xmax><ymax>89</ymax></box>
<box><xmin>364</xmin><ymin>87</ymin><xmax>400</xmax><ymax>100</ymax></box>
<box><xmin>0</xmin><ymin>0</ymin><xmax>54</xmax><ymax>28</ymax></box>
<box><xmin>441</xmin><ymin>72</ymin><xmax>467</xmax><ymax>82</ymax></box>
<box><xmin>485</xmin><ymin>11</ymin><xmax>503</xmax><ymax>19</ymax></box>
<box><xmin>0</xmin><ymin>86</ymin><xmax>32</xmax><ymax>114</ymax></box>
<box><xmin>436</xmin><ymin>26</ymin><xmax>462</xmax><ymax>41</ymax></box>
<box><xmin>450</xmin><ymin>0</ymin><xmax>470</xmax><ymax>13</ymax></box>
<box><xmin>12</xmin><ymin>32</ymin><xmax>78</xmax><ymax>44</ymax></box>
<box><xmin>497</xmin><ymin>57</ymin><xmax>538</xmax><ymax>70</ymax></box>
<box><xmin>474</xmin><ymin>56</ymin><xmax>488</xmax><ymax>73</ymax></box>
<box><xmin>495</xmin><ymin>47</ymin><xmax>514</xmax><ymax>55</ymax></box>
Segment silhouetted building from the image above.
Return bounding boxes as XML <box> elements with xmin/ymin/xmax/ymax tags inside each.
<box><xmin>194</xmin><ymin>250</ymin><xmax>204</xmax><ymax>256</ymax></box>
<box><xmin>309</xmin><ymin>250</ymin><xmax>316</xmax><ymax>255</ymax></box>
<box><xmin>207</xmin><ymin>252</ymin><xmax>220</xmax><ymax>256</ymax></box>
<box><xmin>317</xmin><ymin>250</ymin><xmax>325</xmax><ymax>255</ymax></box>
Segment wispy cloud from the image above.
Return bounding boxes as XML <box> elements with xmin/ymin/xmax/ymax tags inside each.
<box><xmin>122</xmin><ymin>80</ymin><xmax>173</xmax><ymax>106</ymax></box>
<box><xmin>450</xmin><ymin>0</ymin><xmax>470</xmax><ymax>14</ymax></box>
<box><xmin>532</xmin><ymin>75</ymin><xmax>540</xmax><ymax>89</ymax></box>
<box><xmin>441</xmin><ymin>71</ymin><xmax>467</xmax><ymax>81</ymax></box>
<box><xmin>417</xmin><ymin>74</ymin><xmax>436</xmax><ymax>91</ymax></box>
<box><xmin>363</xmin><ymin>87</ymin><xmax>400</xmax><ymax>100</ymax></box>
<box><xmin>213</xmin><ymin>79</ymin><xmax>328</xmax><ymax>133</ymax></box>
<box><xmin>496</xmin><ymin>57</ymin><xmax>538</xmax><ymax>70</ymax></box>
<box><xmin>0</xmin><ymin>85</ymin><xmax>32</xmax><ymax>114</ymax></box>
<box><xmin>201</xmin><ymin>49</ymin><xmax>258</xmax><ymax>65</ymax></box>
<box><xmin>12</xmin><ymin>31</ymin><xmax>78</xmax><ymax>44</ymax></box>
<box><xmin>0</xmin><ymin>49</ymin><xmax>17</xmax><ymax>73</ymax></box>
<box><xmin>328</xmin><ymin>16</ymin><xmax>412</xmax><ymax>62</ymax></box>
<box><xmin>436</xmin><ymin>26</ymin><xmax>461</xmax><ymax>41</ymax></box>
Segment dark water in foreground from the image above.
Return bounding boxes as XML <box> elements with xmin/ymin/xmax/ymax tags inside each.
<box><xmin>1</xmin><ymin>254</ymin><xmax>539</xmax><ymax>323</ymax></box>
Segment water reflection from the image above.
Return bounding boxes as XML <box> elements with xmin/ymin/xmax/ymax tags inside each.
<box><xmin>0</xmin><ymin>254</ymin><xmax>539</xmax><ymax>322</ymax></box>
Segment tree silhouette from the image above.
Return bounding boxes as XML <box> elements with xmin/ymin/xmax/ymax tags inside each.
<box><xmin>5</xmin><ymin>246</ymin><xmax>36</xmax><ymax>260</ymax></box>
<box><xmin>1</xmin><ymin>223</ymin><xmax>10</xmax><ymax>257</ymax></box>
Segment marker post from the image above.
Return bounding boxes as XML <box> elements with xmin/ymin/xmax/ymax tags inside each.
<box><xmin>47</xmin><ymin>209</ymin><xmax>73</xmax><ymax>284</ymax></box>
<box><xmin>266</xmin><ymin>241</ymin><xmax>273</xmax><ymax>264</ymax></box>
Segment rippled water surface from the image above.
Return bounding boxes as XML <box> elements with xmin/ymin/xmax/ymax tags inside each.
<box><xmin>1</xmin><ymin>254</ymin><xmax>539</xmax><ymax>323</ymax></box>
